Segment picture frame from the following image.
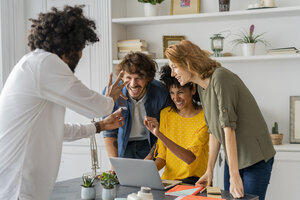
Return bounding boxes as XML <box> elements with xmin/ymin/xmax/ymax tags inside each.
<box><xmin>163</xmin><ymin>35</ymin><xmax>185</xmax><ymax>58</ymax></box>
<box><xmin>171</xmin><ymin>0</ymin><xmax>200</xmax><ymax>15</ymax></box>
<box><xmin>290</xmin><ymin>96</ymin><xmax>300</xmax><ymax>143</ymax></box>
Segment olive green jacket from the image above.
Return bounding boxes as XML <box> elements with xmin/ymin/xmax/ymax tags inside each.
<box><xmin>198</xmin><ymin>67</ymin><xmax>275</xmax><ymax>169</ymax></box>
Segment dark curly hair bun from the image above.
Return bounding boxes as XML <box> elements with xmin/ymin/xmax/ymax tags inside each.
<box><xmin>28</xmin><ymin>5</ymin><xmax>99</xmax><ymax>57</ymax></box>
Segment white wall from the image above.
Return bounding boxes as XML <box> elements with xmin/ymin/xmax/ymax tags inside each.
<box><xmin>0</xmin><ymin>0</ymin><xmax>26</xmax><ymax>90</ymax></box>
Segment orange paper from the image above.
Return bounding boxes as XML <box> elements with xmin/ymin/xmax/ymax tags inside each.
<box><xmin>181</xmin><ymin>195</ymin><xmax>225</xmax><ymax>200</ymax></box>
<box><xmin>166</xmin><ymin>185</ymin><xmax>205</xmax><ymax>196</ymax></box>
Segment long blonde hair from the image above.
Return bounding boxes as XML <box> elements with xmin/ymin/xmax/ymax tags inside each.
<box><xmin>165</xmin><ymin>40</ymin><xmax>221</xmax><ymax>79</ymax></box>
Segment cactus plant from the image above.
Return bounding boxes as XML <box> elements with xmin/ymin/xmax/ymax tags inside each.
<box><xmin>272</xmin><ymin>122</ymin><xmax>279</xmax><ymax>134</ymax></box>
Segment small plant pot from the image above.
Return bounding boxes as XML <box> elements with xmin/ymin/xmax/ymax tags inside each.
<box><xmin>270</xmin><ymin>133</ymin><xmax>283</xmax><ymax>145</ymax></box>
<box><xmin>81</xmin><ymin>186</ymin><xmax>96</xmax><ymax>200</ymax></box>
<box><xmin>102</xmin><ymin>187</ymin><xmax>116</xmax><ymax>200</ymax></box>
<box><xmin>242</xmin><ymin>43</ymin><xmax>255</xmax><ymax>56</ymax></box>
<box><xmin>143</xmin><ymin>3</ymin><xmax>158</xmax><ymax>17</ymax></box>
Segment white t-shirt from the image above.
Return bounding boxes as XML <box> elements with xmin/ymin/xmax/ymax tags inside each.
<box><xmin>0</xmin><ymin>49</ymin><xmax>114</xmax><ymax>200</ymax></box>
<box><xmin>128</xmin><ymin>95</ymin><xmax>147</xmax><ymax>141</ymax></box>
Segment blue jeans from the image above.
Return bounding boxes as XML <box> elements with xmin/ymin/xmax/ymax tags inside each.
<box><xmin>224</xmin><ymin>157</ymin><xmax>274</xmax><ymax>200</ymax></box>
<box><xmin>123</xmin><ymin>139</ymin><xmax>150</xmax><ymax>159</ymax></box>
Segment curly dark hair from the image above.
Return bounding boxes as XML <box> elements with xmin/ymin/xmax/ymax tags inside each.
<box><xmin>116</xmin><ymin>52</ymin><xmax>157</xmax><ymax>82</ymax></box>
<box><xmin>27</xmin><ymin>5</ymin><xmax>99</xmax><ymax>72</ymax></box>
<box><xmin>159</xmin><ymin>65</ymin><xmax>201</xmax><ymax>113</ymax></box>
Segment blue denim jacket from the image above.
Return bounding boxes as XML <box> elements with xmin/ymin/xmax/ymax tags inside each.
<box><xmin>102</xmin><ymin>80</ymin><xmax>169</xmax><ymax>157</ymax></box>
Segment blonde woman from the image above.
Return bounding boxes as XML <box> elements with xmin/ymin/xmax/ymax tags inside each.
<box><xmin>165</xmin><ymin>40</ymin><xmax>275</xmax><ymax>200</ymax></box>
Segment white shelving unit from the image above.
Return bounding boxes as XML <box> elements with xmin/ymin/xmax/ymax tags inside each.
<box><xmin>112</xmin><ymin>6</ymin><xmax>300</xmax><ymax>25</ymax></box>
<box><xmin>110</xmin><ymin>1</ymin><xmax>300</xmax><ymax>199</ymax></box>
<box><xmin>113</xmin><ymin>54</ymin><xmax>300</xmax><ymax>65</ymax></box>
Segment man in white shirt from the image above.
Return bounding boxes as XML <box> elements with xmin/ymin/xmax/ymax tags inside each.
<box><xmin>0</xmin><ymin>5</ymin><xmax>127</xmax><ymax>200</ymax></box>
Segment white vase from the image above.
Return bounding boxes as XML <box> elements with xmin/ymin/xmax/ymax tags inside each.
<box><xmin>81</xmin><ymin>186</ymin><xmax>96</xmax><ymax>200</ymax></box>
<box><xmin>143</xmin><ymin>3</ymin><xmax>158</xmax><ymax>17</ymax></box>
<box><xmin>102</xmin><ymin>187</ymin><xmax>116</xmax><ymax>200</ymax></box>
<box><xmin>241</xmin><ymin>43</ymin><xmax>255</xmax><ymax>56</ymax></box>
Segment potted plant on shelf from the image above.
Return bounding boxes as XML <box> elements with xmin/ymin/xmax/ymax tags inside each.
<box><xmin>232</xmin><ymin>24</ymin><xmax>267</xmax><ymax>56</ymax></box>
<box><xmin>138</xmin><ymin>0</ymin><xmax>164</xmax><ymax>17</ymax></box>
<box><xmin>270</xmin><ymin>122</ymin><xmax>283</xmax><ymax>145</ymax></box>
<box><xmin>81</xmin><ymin>174</ymin><xmax>96</xmax><ymax>200</ymax></box>
<box><xmin>100</xmin><ymin>172</ymin><xmax>118</xmax><ymax>200</ymax></box>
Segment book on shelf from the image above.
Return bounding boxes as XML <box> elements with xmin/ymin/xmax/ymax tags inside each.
<box><xmin>119</xmin><ymin>46</ymin><xmax>147</xmax><ymax>52</ymax></box>
<box><xmin>117</xmin><ymin>39</ymin><xmax>147</xmax><ymax>48</ymax></box>
<box><xmin>267</xmin><ymin>47</ymin><xmax>299</xmax><ymax>55</ymax></box>
<box><xmin>118</xmin><ymin>51</ymin><xmax>156</xmax><ymax>60</ymax></box>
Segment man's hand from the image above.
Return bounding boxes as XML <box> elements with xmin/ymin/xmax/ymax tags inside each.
<box><xmin>144</xmin><ymin>116</ymin><xmax>160</xmax><ymax>136</ymax></box>
<box><xmin>100</xmin><ymin>108</ymin><xmax>124</xmax><ymax>131</ymax></box>
<box><xmin>105</xmin><ymin>71</ymin><xmax>128</xmax><ymax>102</ymax></box>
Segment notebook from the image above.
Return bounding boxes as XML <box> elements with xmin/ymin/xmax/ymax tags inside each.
<box><xmin>166</xmin><ymin>185</ymin><xmax>205</xmax><ymax>196</ymax></box>
<box><xmin>109</xmin><ymin>157</ymin><xmax>182</xmax><ymax>190</ymax></box>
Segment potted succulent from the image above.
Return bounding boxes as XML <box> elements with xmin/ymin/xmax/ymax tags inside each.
<box><xmin>270</xmin><ymin>122</ymin><xmax>283</xmax><ymax>145</ymax></box>
<box><xmin>100</xmin><ymin>172</ymin><xmax>118</xmax><ymax>200</ymax></box>
<box><xmin>232</xmin><ymin>24</ymin><xmax>267</xmax><ymax>56</ymax></box>
<box><xmin>81</xmin><ymin>174</ymin><xmax>96</xmax><ymax>200</ymax></box>
<box><xmin>138</xmin><ymin>0</ymin><xmax>165</xmax><ymax>17</ymax></box>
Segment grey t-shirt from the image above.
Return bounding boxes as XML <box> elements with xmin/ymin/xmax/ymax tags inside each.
<box><xmin>198</xmin><ymin>67</ymin><xmax>275</xmax><ymax>169</ymax></box>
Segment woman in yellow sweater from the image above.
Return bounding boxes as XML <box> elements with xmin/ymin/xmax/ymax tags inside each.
<box><xmin>144</xmin><ymin>65</ymin><xmax>209</xmax><ymax>184</ymax></box>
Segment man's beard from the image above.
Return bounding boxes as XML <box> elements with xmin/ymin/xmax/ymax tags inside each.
<box><xmin>66</xmin><ymin>52</ymin><xmax>80</xmax><ymax>73</ymax></box>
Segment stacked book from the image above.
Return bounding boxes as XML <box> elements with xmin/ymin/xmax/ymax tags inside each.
<box><xmin>117</xmin><ymin>39</ymin><xmax>155</xmax><ymax>59</ymax></box>
<box><xmin>267</xmin><ymin>47</ymin><xmax>299</xmax><ymax>55</ymax></box>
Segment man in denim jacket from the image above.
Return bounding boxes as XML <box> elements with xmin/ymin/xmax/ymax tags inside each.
<box><xmin>102</xmin><ymin>52</ymin><xmax>168</xmax><ymax>160</ymax></box>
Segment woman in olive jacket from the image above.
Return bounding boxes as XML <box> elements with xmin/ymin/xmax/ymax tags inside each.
<box><xmin>165</xmin><ymin>40</ymin><xmax>275</xmax><ymax>200</ymax></box>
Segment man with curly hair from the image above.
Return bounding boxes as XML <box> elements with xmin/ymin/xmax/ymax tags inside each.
<box><xmin>0</xmin><ymin>5</ymin><xmax>127</xmax><ymax>200</ymax></box>
<box><xmin>102</xmin><ymin>52</ymin><xmax>169</xmax><ymax>162</ymax></box>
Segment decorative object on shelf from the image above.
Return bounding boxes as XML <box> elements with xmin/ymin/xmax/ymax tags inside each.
<box><xmin>81</xmin><ymin>174</ymin><xmax>96</xmax><ymax>200</ymax></box>
<box><xmin>270</xmin><ymin>122</ymin><xmax>283</xmax><ymax>145</ymax></box>
<box><xmin>267</xmin><ymin>47</ymin><xmax>299</xmax><ymax>55</ymax></box>
<box><xmin>263</xmin><ymin>0</ymin><xmax>275</xmax><ymax>7</ymax></box>
<box><xmin>210</xmin><ymin>33</ymin><xmax>224</xmax><ymax>57</ymax></box>
<box><xmin>138</xmin><ymin>0</ymin><xmax>164</xmax><ymax>17</ymax></box>
<box><xmin>248</xmin><ymin>0</ymin><xmax>264</xmax><ymax>9</ymax></box>
<box><xmin>171</xmin><ymin>0</ymin><xmax>200</xmax><ymax>15</ymax></box>
<box><xmin>100</xmin><ymin>172</ymin><xmax>118</xmax><ymax>200</ymax></box>
<box><xmin>232</xmin><ymin>24</ymin><xmax>267</xmax><ymax>56</ymax></box>
<box><xmin>210</xmin><ymin>30</ymin><xmax>231</xmax><ymax>57</ymax></box>
<box><xmin>219</xmin><ymin>0</ymin><xmax>230</xmax><ymax>12</ymax></box>
<box><xmin>163</xmin><ymin>35</ymin><xmax>185</xmax><ymax>58</ymax></box>
<box><xmin>117</xmin><ymin>39</ymin><xmax>155</xmax><ymax>59</ymax></box>
<box><xmin>290</xmin><ymin>96</ymin><xmax>300</xmax><ymax>144</ymax></box>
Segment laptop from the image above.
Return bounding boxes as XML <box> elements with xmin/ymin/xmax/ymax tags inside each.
<box><xmin>109</xmin><ymin>157</ymin><xmax>182</xmax><ymax>190</ymax></box>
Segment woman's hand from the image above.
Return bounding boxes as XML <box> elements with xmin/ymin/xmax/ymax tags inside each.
<box><xmin>229</xmin><ymin>173</ymin><xmax>244</xmax><ymax>198</ymax></box>
<box><xmin>144</xmin><ymin>116</ymin><xmax>160</xmax><ymax>136</ymax></box>
<box><xmin>195</xmin><ymin>170</ymin><xmax>213</xmax><ymax>187</ymax></box>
